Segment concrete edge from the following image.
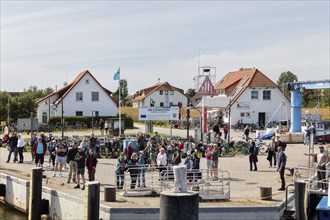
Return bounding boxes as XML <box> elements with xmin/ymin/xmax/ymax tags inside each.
<box><xmin>0</xmin><ymin>173</ymin><xmax>29</xmax><ymax>187</ymax></box>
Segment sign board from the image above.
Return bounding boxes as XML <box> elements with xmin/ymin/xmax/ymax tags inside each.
<box><xmin>1</xmin><ymin>121</ymin><xmax>6</xmax><ymax>126</ymax></box>
<box><xmin>196</xmin><ymin>76</ymin><xmax>217</xmax><ymax>97</ymax></box>
<box><xmin>139</xmin><ymin>107</ymin><xmax>179</xmax><ymax>121</ymax></box>
<box><xmin>17</xmin><ymin>118</ymin><xmax>39</xmax><ymax>131</ymax></box>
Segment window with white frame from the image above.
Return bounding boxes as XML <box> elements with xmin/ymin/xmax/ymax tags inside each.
<box><xmin>170</xmin><ymin>91</ymin><xmax>174</xmax><ymax>95</ymax></box>
<box><xmin>263</xmin><ymin>90</ymin><xmax>271</xmax><ymax>100</ymax></box>
<box><xmin>251</xmin><ymin>90</ymin><xmax>258</xmax><ymax>99</ymax></box>
<box><xmin>91</xmin><ymin>92</ymin><xmax>99</xmax><ymax>101</ymax></box>
<box><xmin>165</xmin><ymin>90</ymin><xmax>169</xmax><ymax>95</ymax></box>
<box><xmin>76</xmin><ymin>92</ymin><xmax>83</xmax><ymax>101</ymax></box>
<box><xmin>160</xmin><ymin>102</ymin><xmax>164</xmax><ymax>107</ymax></box>
<box><xmin>240</xmin><ymin>112</ymin><xmax>251</xmax><ymax>118</ymax></box>
<box><xmin>42</xmin><ymin>112</ymin><xmax>47</xmax><ymax>124</ymax></box>
<box><xmin>159</xmin><ymin>90</ymin><xmax>163</xmax><ymax>95</ymax></box>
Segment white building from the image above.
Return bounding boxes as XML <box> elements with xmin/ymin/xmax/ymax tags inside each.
<box><xmin>131</xmin><ymin>82</ymin><xmax>187</xmax><ymax>108</ymax></box>
<box><xmin>196</xmin><ymin>68</ymin><xmax>291</xmax><ymax>129</ymax></box>
<box><xmin>37</xmin><ymin>70</ymin><xmax>117</xmax><ymax>123</ymax></box>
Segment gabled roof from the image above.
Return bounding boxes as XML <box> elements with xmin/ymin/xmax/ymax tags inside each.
<box><xmin>37</xmin><ymin>70</ymin><xmax>113</xmax><ymax>106</ymax></box>
<box><xmin>131</xmin><ymin>82</ymin><xmax>185</xmax><ymax>102</ymax></box>
<box><xmin>214</xmin><ymin>68</ymin><xmax>279</xmax><ymax>107</ymax></box>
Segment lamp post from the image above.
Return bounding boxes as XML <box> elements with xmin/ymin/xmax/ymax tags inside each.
<box><xmin>7</xmin><ymin>97</ymin><xmax>10</xmax><ymax>126</ymax></box>
<box><xmin>45</xmin><ymin>98</ymin><xmax>51</xmax><ymax>133</ymax></box>
<box><xmin>91</xmin><ymin>111</ymin><xmax>95</xmax><ymax>133</ymax></box>
<box><xmin>61</xmin><ymin>100</ymin><xmax>64</xmax><ymax>139</ymax></box>
<box><xmin>227</xmin><ymin>100</ymin><xmax>231</xmax><ymax>144</ymax></box>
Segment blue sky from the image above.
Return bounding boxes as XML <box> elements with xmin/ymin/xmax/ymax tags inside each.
<box><xmin>1</xmin><ymin>1</ymin><xmax>329</xmax><ymax>94</ymax></box>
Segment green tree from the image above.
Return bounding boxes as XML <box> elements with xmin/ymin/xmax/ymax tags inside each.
<box><xmin>185</xmin><ymin>88</ymin><xmax>196</xmax><ymax>99</ymax></box>
<box><xmin>113</xmin><ymin>79</ymin><xmax>128</xmax><ymax>106</ymax></box>
<box><xmin>276</xmin><ymin>71</ymin><xmax>298</xmax><ymax>98</ymax></box>
<box><xmin>0</xmin><ymin>92</ymin><xmax>11</xmax><ymax>122</ymax></box>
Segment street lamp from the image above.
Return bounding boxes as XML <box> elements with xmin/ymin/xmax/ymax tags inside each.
<box><xmin>7</xmin><ymin>97</ymin><xmax>10</xmax><ymax>126</ymax></box>
<box><xmin>45</xmin><ymin>98</ymin><xmax>51</xmax><ymax>133</ymax></box>
<box><xmin>91</xmin><ymin>111</ymin><xmax>96</xmax><ymax>133</ymax></box>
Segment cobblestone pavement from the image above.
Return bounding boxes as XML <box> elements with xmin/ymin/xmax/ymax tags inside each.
<box><xmin>0</xmin><ymin>127</ymin><xmax>314</xmax><ymax>208</ymax></box>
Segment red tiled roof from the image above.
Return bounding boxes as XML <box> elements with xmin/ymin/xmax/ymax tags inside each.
<box><xmin>131</xmin><ymin>82</ymin><xmax>184</xmax><ymax>102</ymax></box>
<box><xmin>37</xmin><ymin>70</ymin><xmax>114</xmax><ymax>105</ymax></box>
<box><xmin>214</xmin><ymin>68</ymin><xmax>279</xmax><ymax>107</ymax></box>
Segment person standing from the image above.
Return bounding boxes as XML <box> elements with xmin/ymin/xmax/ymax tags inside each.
<box><xmin>243</xmin><ymin>125</ymin><xmax>250</xmax><ymax>142</ymax></box>
<box><xmin>125</xmin><ymin>142</ymin><xmax>134</xmax><ymax>161</ymax></box>
<box><xmin>249</xmin><ymin>141</ymin><xmax>258</xmax><ymax>171</ymax></box>
<box><xmin>86</xmin><ymin>149</ymin><xmax>98</xmax><ymax>181</ymax></box>
<box><xmin>146</xmin><ymin>137</ymin><xmax>157</xmax><ymax>169</ymax></box>
<box><xmin>89</xmin><ymin>133</ymin><xmax>98</xmax><ymax>156</ymax></box>
<box><xmin>137</xmin><ymin>132</ymin><xmax>145</xmax><ymax>151</ymax></box>
<box><xmin>99</xmin><ymin>119</ymin><xmax>105</xmax><ymax>136</ymax></box>
<box><xmin>137</xmin><ymin>151</ymin><xmax>147</xmax><ymax>188</ymax></box>
<box><xmin>223</xmin><ymin>124</ymin><xmax>229</xmax><ymax>140</ymax></box>
<box><xmin>304</xmin><ymin>146</ymin><xmax>329</xmax><ymax>190</ymax></box>
<box><xmin>53</xmin><ymin>139</ymin><xmax>67</xmax><ymax>177</ymax></box>
<box><xmin>17</xmin><ymin>134</ymin><xmax>26</xmax><ymax>163</ymax></box>
<box><xmin>157</xmin><ymin>148</ymin><xmax>167</xmax><ymax>180</ymax></box>
<box><xmin>30</xmin><ymin>133</ymin><xmax>37</xmax><ymax>161</ymax></box>
<box><xmin>33</xmin><ymin>137</ymin><xmax>47</xmax><ymax>168</ymax></box>
<box><xmin>74</xmin><ymin>146</ymin><xmax>86</xmax><ymax>190</ymax></box>
<box><xmin>6</xmin><ymin>133</ymin><xmax>19</xmax><ymax>163</ymax></box>
<box><xmin>104</xmin><ymin>120</ymin><xmax>109</xmax><ymax>136</ymax></box>
<box><xmin>267</xmin><ymin>136</ymin><xmax>277</xmax><ymax>168</ymax></box>
<box><xmin>115</xmin><ymin>152</ymin><xmax>129</xmax><ymax>189</ymax></box>
<box><xmin>67</xmin><ymin>142</ymin><xmax>78</xmax><ymax>184</ymax></box>
<box><xmin>211</xmin><ymin>144</ymin><xmax>220</xmax><ymax>180</ymax></box>
<box><xmin>205</xmin><ymin>145</ymin><xmax>213</xmax><ymax>177</ymax></box>
<box><xmin>128</xmin><ymin>153</ymin><xmax>139</xmax><ymax>189</ymax></box>
<box><xmin>276</xmin><ymin>146</ymin><xmax>287</xmax><ymax>191</ymax></box>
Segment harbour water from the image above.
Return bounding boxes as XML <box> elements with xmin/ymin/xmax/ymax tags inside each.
<box><xmin>0</xmin><ymin>203</ymin><xmax>27</xmax><ymax>220</ymax></box>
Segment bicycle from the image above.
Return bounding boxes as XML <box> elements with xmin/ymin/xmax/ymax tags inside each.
<box><xmin>221</xmin><ymin>141</ymin><xmax>235</xmax><ymax>157</ymax></box>
<box><xmin>233</xmin><ymin>141</ymin><xmax>251</xmax><ymax>155</ymax></box>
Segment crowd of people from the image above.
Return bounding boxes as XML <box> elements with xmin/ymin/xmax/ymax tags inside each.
<box><xmin>3</xmin><ymin>127</ymin><xmax>291</xmax><ymax>192</ymax></box>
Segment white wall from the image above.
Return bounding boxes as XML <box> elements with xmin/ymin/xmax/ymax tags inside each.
<box><xmin>37</xmin><ymin>94</ymin><xmax>59</xmax><ymax>123</ymax></box>
<box><xmin>146</xmin><ymin>91</ymin><xmax>187</xmax><ymax>107</ymax></box>
<box><xmin>37</xmin><ymin>73</ymin><xmax>117</xmax><ymax>122</ymax></box>
<box><xmin>230</xmin><ymin>87</ymin><xmax>291</xmax><ymax>126</ymax></box>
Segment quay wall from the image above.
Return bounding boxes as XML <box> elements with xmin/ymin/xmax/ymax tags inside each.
<box><xmin>0</xmin><ymin>172</ymin><xmax>289</xmax><ymax>220</ymax></box>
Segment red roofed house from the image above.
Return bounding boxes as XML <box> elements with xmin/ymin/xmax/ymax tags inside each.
<box><xmin>131</xmin><ymin>82</ymin><xmax>187</xmax><ymax>108</ymax></box>
<box><xmin>203</xmin><ymin>68</ymin><xmax>290</xmax><ymax>129</ymax></box>
<box><xmin>37</xmin><ymin>70</ymin><xmax>117</xmax><ymax>123</ymax></box>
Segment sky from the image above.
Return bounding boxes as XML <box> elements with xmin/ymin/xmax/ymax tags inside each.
<box><xmin>1</xmin><ymin>1</ymin><xmax>329</xmax><ymax>95</ymax></box>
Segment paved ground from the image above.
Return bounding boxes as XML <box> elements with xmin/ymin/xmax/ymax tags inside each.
<box><xmin>0</xmin><ymin>126</ymin><xmax>316</xmax><ymax>208</ymax></box>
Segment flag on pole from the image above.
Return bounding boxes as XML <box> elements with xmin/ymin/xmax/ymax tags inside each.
<box><xmin>113</xmin><ymin>68</ymin><xmax>120</xmax><ymax>80</ymax></box>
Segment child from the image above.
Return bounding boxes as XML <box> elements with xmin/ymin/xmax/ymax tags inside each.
<box><xmin>137</xmin><ymin>151</ymin><xmax>147</xmax><ymax>188</ymax></box>
<box><xmin>85</xmin><ymin>149</ymin><xmax>98</xmax><ymax>181</ymax></box>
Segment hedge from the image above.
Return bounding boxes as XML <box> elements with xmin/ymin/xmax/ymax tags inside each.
<box><xmin>48</xmin><ymin>114</ymin><xmax>134</xmax><ymax>129</ymax></box>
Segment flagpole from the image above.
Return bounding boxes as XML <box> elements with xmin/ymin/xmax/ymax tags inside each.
<box><xmin>118</xmin><ymin>74</ymin><xmax>121</xmax><ymax>137</ymax></box>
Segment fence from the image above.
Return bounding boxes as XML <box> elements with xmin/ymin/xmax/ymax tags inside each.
<box><xmin>294</xmin><ymin>165</ymin><xmax>329</xmax><ymax>194</ymax></box>
<box><xmin>116</xmin><ymin>165</ymin><xmax>230</xmax><ymax>200</ymax></box>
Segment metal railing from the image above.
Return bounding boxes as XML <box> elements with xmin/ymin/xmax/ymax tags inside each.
<box><xmin>294</xmin><ymin>165</ymin><xmax>329</xmax><ymax>194</ymax></box>
<box><xmin>116</xmin><ymin>166</ymin><xmax>231</xmax><ymax>200</ymax></box>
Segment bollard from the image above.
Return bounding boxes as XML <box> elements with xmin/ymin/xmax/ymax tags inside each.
<box><xmin>160</xmin><ymin>166</ymin><xmax>199</xmax><ymax>220</ymax></box>
<box><xmin>85</xmin><ymin>181</ymin><xmax>100</xmax><ymax>220</ymax></box>
<box><xmin>28</xmin><ymin>167</ymin><xmax>43</xmax><ymax>220</ymax></box>
<box><xmin>0</xmin><ymin>183</ymin><xmax>6</xmax><ymax>197</ymax></box>
<box><xmin>104</xmin><ymin>186</ymin><xmax>116</xmax><ymax>202</ymax></box>
<box><xmin>295</xmin><ymin>180</ymin><xmax>307</xmax><ymax>220</ymax></box>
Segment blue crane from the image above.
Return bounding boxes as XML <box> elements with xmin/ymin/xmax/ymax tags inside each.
<box><xmin>288</xmin><ymin>79</ymin><xmax>330</xmax><ymax>132</ymax></box>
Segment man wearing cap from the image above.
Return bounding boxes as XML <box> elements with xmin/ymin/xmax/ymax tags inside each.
<box><xmin>304</xmin><ymin>146</ymin><xmax>329</xmax><ymax>190</ymax></box>
<box><xmin>67</xmin><ymin>142</ymin><xmax>78</xmax><ymax>183</ymax></box>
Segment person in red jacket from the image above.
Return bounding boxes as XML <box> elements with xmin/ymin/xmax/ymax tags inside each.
<box><xmin>223</xmin><ymin>124</ymin><xmax>229</xmax><ymax>140</ymax></box>
<box><xmin>33</xmin><ymin>136</ymin><xmax>47</xmax><ymax>168</ymax></box>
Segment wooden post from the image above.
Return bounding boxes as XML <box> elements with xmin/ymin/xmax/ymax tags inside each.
<box><xmin>85</xmin><ymin>181</ymin><xmax>100</xmax><ymax>220</ymax></box>
<box><xmin>28</xmin><ymin>167</ymin><xmax>43</xmax><ymax>220</ymax></box>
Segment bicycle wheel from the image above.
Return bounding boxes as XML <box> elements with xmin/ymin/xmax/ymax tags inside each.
<box><xmin>227</xmin><ymin>146</ymin><xmax>236</xmax><ymax>157</ymax></box>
